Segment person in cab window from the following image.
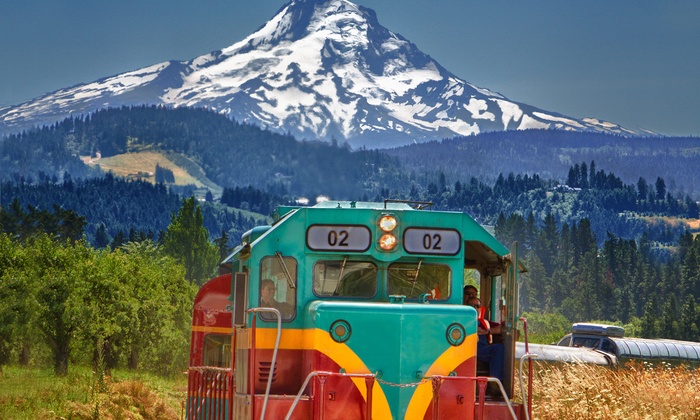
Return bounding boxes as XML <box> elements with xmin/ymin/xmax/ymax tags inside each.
<box><xmin>467</xmin><ymin>296</ymin><xmax>504</xmax><ymax>396</ymax></box>
<box><xmin>260</xmin><ymin>279</ymin><xmax>292</xmax><ymax>318</ymax></box>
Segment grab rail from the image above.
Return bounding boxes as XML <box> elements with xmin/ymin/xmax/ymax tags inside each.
<box><xmin>247</xmin><ymin>307</ymin><xmax>282</xmax><ymax>420</ymax></box>
<box><xmin>285</xmin><ymin>371</ymin><xmax>376</xmax><ymax>420</ymax></box>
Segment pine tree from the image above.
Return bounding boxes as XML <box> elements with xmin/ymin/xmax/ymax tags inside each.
<box><xmin>163</xmin><ymin>197</ymin><xmax>219</xmax><ymax>285</ymax></box>
<box><xmin>94</xmin><ymin>223</ymin><xmax>110</xmax><ymax>248</ymax></box>
<box><xmin>214</xmin><ymin>229</ymin><xmax>231</xmax><ymax>261</ymax></box>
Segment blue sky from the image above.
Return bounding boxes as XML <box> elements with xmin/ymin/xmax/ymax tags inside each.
<box><xmin>1</xmin><ymin>0</ymin><xmax>699</xmax><ymax>136</ymax></box>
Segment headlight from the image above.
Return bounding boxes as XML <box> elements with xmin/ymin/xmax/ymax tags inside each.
<box><xmin>379</xmin><ymin>215</ymin><xmax>397</xmax><ymax>232</ymax></box>
<box><xmin>379</xmin><ymin>234</ymin><xmax>397</xmax><ymax>251</ymax></box>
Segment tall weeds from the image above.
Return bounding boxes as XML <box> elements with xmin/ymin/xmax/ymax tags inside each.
<box><xmin>529</xmin><ymin>361</ymin><xmax>700</xmax><ymax>419</ymax></box>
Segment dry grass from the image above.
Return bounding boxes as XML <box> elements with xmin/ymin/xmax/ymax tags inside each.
<box><xmin>5</xmin><ymin>363</ymin><xmax>699</xmax><ymax>418</ymax></box>
<box><xmin>80</xmin><ymin>151</ymin><xmax>212</xmax><ymax>189</ymax></box>
<box><xmin>527</xmin><ymin>362</ymin><xmax>700</xmax><ymax>419</ymax></box>
<box><xmin>62</xmin><ymin>379</ymin><xmax>181</xmax><ymax>419</ymax></box>
<box><xmin>0</xmin><ymin>366</ymin><xmax>186</xmax><ymax>419</ymax></box>
<box><xmin>637</xmin><ymin>215</ymin><xmax>700</xmax><ymax>231</ymax></box>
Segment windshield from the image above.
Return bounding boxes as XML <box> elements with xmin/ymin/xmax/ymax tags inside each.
<box><xmin>313</xmin><ymin>260</ymin><xmax>377</xmax><ymax>298</ymax></box>
<box><xmin>387</xmin><ymin>262</ymin><xmax>451</xmax><ymax>299</ymax></box>
<box><xmin>572</xmin><ymin>337</ymin><xmax>601</xmax><ymax>349</ymax></box>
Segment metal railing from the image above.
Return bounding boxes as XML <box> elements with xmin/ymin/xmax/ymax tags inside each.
<box><xmin>285</xmin><ymin>371</ymin><xmax>376</xmax><ymax>420</ymax></box>
<box><xmin>186</xmin><ymin>367</ymin><xmax>232</xmax><ymax>419</ymax></box>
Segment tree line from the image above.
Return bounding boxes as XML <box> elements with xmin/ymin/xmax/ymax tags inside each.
<box><xmin>0</xmin><ymin>196</ymin><xmax>223</xmax><ymax>376</ymax></box>
<box><xmin>0</xmin><ymin>174</ymin><xmax>269</xmax><ymax>249</ymax></box>
<box><xmin>496</xmin><ymin>212</ymin><xmax>700</xmax><ymax>341</ymax></box>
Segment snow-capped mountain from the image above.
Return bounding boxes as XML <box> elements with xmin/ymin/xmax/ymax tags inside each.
<box><xmin>0</xmin><ymin>0</ymin><xmax>639</xmax><ymax>147</ymax></box>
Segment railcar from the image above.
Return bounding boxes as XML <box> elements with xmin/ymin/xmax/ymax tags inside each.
<box><xmin>556</xmin><ymin>323</ymin><xmax>700</xmax><ymax>367</ymax></box>
<box><xmin>514</xmin><ymin>341</ymin><xmax>616</xmax><ymax>367</ymax></box>
<box><xmin>187</xmin><ymin>200</ymin><xmax>530</xmax><ymax>419</ymax></box>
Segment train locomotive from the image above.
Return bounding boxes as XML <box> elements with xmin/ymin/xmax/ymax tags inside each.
<box><xmin>187</xmin><ymin>200</ymin><xmax>530</xmax><ymax>419</ymax></box>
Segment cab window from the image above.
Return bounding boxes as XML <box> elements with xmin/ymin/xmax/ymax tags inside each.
<box><xmin>259</xmin><ymin>256</ymin><xmax>297</xmax><ymax>321</ymax></box>
<box><xmin>313</xmin><ymin>260</ymin><xmax>377</xmax><ymax>297</ymax></box>
<box><xmin>387</xmin><ymin>262</ymin><xmax>451</xmax><ymax>299</ymax></box>
<box><xmin>202</xmin><ymin>334</ymin><xmax>231</xmax><ymax>367</ymax></box>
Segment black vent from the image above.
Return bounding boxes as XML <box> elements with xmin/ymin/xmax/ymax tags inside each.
<box><xmin>257</xmin><ymin>361</ymin><xmax>278</xmax><ymax>383</ymax></box>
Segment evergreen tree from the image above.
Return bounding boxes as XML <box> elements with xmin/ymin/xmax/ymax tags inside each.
<box><xmin>111</xmin><ymin>230</ymin><xmax>127</xmax><ymax>249</ymax></box>
<box><xmin>214</xmin><ymin>229</ymin><xmax>232</xmax><ymax>261</ymax></box>
<box><xmin>660</xmin><ymin>294</ymin><xmax>680</xmax><ymax>339</ymax></box>
<box><xmin>655</xmin><ymin>177</ymin><xmax>666</xmax><ymax>200</ymax></box>
<box><xmin>641</xmin><ymin>296</ymin><xmax>658</xmax><ymax>338</ymax></box>
<box><xmin>163</xmin><ymin>197</ymin><xmax>219</xmax><ymax>285</ymax></box>
<box><xmin>94</xmin><ymin>223</ymin><xmax>110</xmax><ymax>248</ymax></box>
<box><xmin>681</xmin><ymin>296</ymin><xmax>699</xmax><ymax>342</ymax></box>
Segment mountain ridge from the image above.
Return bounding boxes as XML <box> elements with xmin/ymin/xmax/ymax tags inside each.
<box><xmin>0</xmin><ymin>0</ymin><xmax>642</xmax><ymax>146</ymax></box>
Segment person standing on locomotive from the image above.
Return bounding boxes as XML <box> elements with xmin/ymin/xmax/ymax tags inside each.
<box><xmin>467</xmin><ymin>296</ymin><xmax>505</xmax><ymax>394</ymax></box>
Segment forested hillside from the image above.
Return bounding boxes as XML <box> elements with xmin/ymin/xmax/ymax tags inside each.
<box><xmin>0</xmin><ymin>175</ymin><xmax>270</xmax><ymax>247</ymax></box>
<box><xmin>386</xmin><ymin>130</ymin><xmax>700</xmax><ymax>198</ymax></box>
<box><xmin>497</xmin><ymin>212</ymin><xmax>700</xmax><ymax>341</ymax></box>
<box><xmin>396</xmin><ymin>160</ymin><xmax>698</xmax><ymax>251</ymax></box>
<box><xmin>0</xmin><ymin>106</ymin><xmax>406</xmax><ymax>199</ymax></box>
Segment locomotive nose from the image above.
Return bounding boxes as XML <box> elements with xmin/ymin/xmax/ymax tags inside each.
<box><xmin>308</xmin><ymin>301</ymin><xmax>476</xmax><ymax>418</ymax></box>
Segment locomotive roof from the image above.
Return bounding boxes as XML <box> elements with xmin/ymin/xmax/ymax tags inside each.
<box><xmin>221</xmin><ymin>200</ymin><xmax>521</xmax><ymax>274</ymax></box>
<box><xmin>312</xmin><ymin>201</ymin><xmax>415</xmax><ymax>210</ymax></box>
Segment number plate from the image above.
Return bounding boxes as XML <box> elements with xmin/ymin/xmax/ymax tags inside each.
<box><xmin>307</xmin><ymin>225</ymin><xmax>371</xmax><ymax>252</ymax></box>
<box><xmin>404</xmin><ymin>228</ymin><xmax>461</xmax><ymax>255</ymax></box>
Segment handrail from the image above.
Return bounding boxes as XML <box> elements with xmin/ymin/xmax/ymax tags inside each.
<box><xmin>285</xmin><ymin>371</ymin><xmax>376</xmax><ymax>420</ymax></box>
<box><xmin>247</xmin><ymin>307</ymin><xmax>282</xmax><ymax>420</ymax></box>
<box><xmin>519</xmin><ymin>317</ymin><xmax>535</xmax><ymax>420</ymax></box>
<box><xmin>519</xmin><ymin>354</ymin><xmax>538</xmax><ymax>420</ymax></box>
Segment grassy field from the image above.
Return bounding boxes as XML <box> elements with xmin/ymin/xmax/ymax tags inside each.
<box><xmin>3</xmin><ymin>362</ymin><xmax>699</xmax><ymax>419</ymax></box>
<box><xmin>0</xmin><ymin>365</ymin><xmax>186</xmax><ymax>419</ymax></box>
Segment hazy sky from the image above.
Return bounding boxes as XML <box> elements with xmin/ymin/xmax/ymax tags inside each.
<box><xmin>2</xmin><ymin>0</ymin><xmax>699</xmax><ymax>136</ymax></box>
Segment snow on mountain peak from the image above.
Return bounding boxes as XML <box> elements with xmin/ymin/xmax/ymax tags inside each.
<box><xmin>0</xmin><ymin>0</ymin><xmax>640</xmax><ymax>146</ymax></box>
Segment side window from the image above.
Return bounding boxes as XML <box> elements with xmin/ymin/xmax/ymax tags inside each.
<box><xmin>557</xmin><ymin>335</ymin><xmax>572</xmax><ymax>347</ymax></box>
<box><xmin>313</xmin><ymin>260</ymin><xmax>377</xmax><ymax>297</ymax></box>
<box><xmin>572</xmin><ymin>337</ymin><xmax>601</xmax><ymax>349</ymax></box>
<box><xmin>202</xmin><ymin>334</ymin><xmax>231</xmax><ymax>367</ymax></box>
<box><xmin>601</xmin><ymin>339</ymin><xmax>616</xmax><ymax>354</ymax></box>
<box><xmin>259</xmin><ymin>256</ymin><xmax>297</xmax><ymax>321</ymax></box>
<box><xmin>387</xmin><ymin>262</ymin><xmax>451</xmax><ymax>300</ymax></box>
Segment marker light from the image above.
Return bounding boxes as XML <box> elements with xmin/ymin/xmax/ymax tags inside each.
<box><xmin>446</xmin><ymin>323</ymin><xmax>466</xmax><ymax>346</ymax></box>
<box><xmin>330</xmin><ymin>320</ymin><xmax>351</xmax><ymax>343</ymax></box>
<box><xmin>379</xmin><ymin>234</ymin><xmax>397</xmax><ymax>251</ymax></box>
<box><xmin>379</xmin><ymin>215</ymin><xmax>397</xmax><ymax>232</ymax></box>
